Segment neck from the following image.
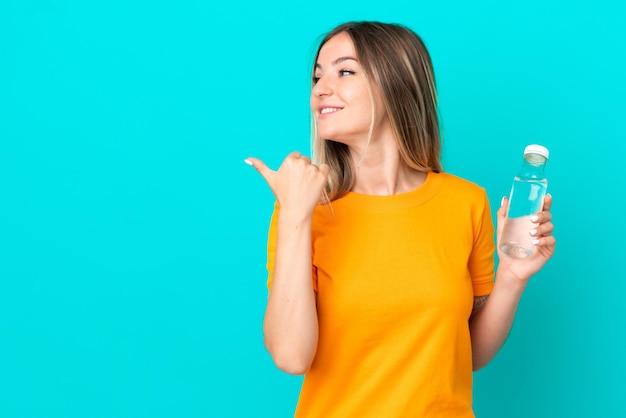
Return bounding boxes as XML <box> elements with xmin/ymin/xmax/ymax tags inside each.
<box><xmin>350</xmin><ymin>145</ymin><xmax>427</xmax><ymax>196</ymax></box>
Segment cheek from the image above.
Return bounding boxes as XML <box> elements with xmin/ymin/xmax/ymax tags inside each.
<box><xmin>350</xmin><ymin>86</ymin><xmax>375</xmax><ymax>116</ymax></box>
<box><xmin>356</xmin><ymin>97</ymin><xmax>375</xmax><ymax>121</ymax></box>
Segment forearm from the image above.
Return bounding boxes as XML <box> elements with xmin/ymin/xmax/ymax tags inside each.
<box><xmin>469</xmin><ymin>270</ymin><xmax>528</xmax><ymax>370</ymax></box>
<box><xmin>263</xmin><ymin>211</ymin><xmax>319</xmax><ymax>375</ymax></box>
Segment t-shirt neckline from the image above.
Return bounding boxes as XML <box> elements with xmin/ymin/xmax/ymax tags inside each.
<box><xmin>339</xmin><ymin>171</ymin><xmax>443</xmax><ymax>210</ymax></box>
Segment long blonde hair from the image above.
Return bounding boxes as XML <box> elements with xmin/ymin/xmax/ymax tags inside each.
<box><xmin>312</xmin><ymin>21</ymin><xmax>443</xmax><ymax>202</ymax></box>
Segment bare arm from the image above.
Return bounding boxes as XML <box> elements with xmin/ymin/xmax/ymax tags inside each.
<box><xmin>469</xmin><ymin>277</ymin><xmax>526</xmax><ymax>370</ymax></box>
<box><xmin>246</xmin><ymin>153</ymin><xmax>329</xmax><ymax>375</ymax></box>
<box><xmin>469</xmin><ymin>194</ymin><xmax>556</xmax><ymax>371</ymax></box>
<box><xmin>263</xmin><ymin>209</ymin><xmax>319</xmax><ymax>374</ymax></box>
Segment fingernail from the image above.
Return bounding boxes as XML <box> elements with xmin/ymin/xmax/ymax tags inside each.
<box><xmin>244</xmin><ymin>159</ymin><xmax>253</xmax><ymax>166</ymax></box>
<box><xmin>532</xmin><ymin>239</ymin><xmax>540</xmax><ymax>245</ymax></box>
<box><xmin>529</xmin><ymin>229</ymin><xmax>537</xmax><ymax>236</ymax></box>
<box><xmin>530</xmin><ymin>215</ymin><xmax>539</xmax><ymax>222</ymax></box>
<box><xmin>501</xmin><ymin>196</ymin><xmax>506</xmax><ymax>206</ymax></box>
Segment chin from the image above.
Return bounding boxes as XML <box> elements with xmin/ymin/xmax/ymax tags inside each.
<box><xmin>318</xmin><ymin>129</ymin><xmax>338</xmax><ymax>140</ymax></box>
<box><xmin>317</xmin><ymin>127</ymin><xmax>336</xmax><ymax>139</ymax></box>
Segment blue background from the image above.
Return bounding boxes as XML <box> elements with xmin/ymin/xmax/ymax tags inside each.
<box><xmin>1</xmin><ymin>0</ymin><xmax>624</xmax><ymax>417</ymax></box>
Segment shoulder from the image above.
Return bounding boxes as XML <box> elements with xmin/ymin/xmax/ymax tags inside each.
<box><xmin>436</xmin><ymin>172</ymin><xmax>488</xmax><ymax>201</ymax></box>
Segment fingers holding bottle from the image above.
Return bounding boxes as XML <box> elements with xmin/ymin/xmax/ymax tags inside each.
<box><xmin>529</xmin><ymin>193</ymin><xmax>556</xmax><ymax>257</ymax></box>
<box><xmin>496</xmin><ymin>193</ymin><xmax>556</xmax><ymax>282</ymax></box>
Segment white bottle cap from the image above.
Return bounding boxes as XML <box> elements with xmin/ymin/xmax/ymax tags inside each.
<box><xmin>524</xmin><ymin>144</ymin><xmax>549</xmax><ymax>159</ymax></box>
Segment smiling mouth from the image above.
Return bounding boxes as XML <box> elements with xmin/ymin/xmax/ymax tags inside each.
<box><xmin>320</xmin><ymin>107</ymin><xmax>341</xmax><ymax>114</ymax></box>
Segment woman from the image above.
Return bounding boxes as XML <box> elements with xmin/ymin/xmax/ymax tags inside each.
<box><xmin>245</xmin><ymin>21</ymin><xmax>555</xmax><ymax>418</ymax></box>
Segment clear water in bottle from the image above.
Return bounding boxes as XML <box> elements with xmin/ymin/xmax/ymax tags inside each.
<box><xmin>500</xmin><ymin>177</ymin><xmax>548</xmax><ymax>258</ymax></box>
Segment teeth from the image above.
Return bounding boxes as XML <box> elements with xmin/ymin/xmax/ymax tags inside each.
<box><xmin>321</xmin><ymin>107</ymin><xmax>340</xmax><ymax>114</ymax></box>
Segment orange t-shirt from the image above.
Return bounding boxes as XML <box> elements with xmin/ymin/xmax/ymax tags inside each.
<box><xmin>266</xmin><ymin>172</ymin><xmax>495</xmax><ymax>417</ymax></box>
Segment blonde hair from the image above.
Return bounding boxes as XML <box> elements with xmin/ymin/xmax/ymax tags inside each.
<box><xmin>312</xmin><ymin>21</ymin><xmax>443</xmax><ymax>202</ymax></box>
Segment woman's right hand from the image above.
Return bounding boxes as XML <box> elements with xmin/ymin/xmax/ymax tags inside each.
<box><xmin>246</xmin><ymin>152</ymin><xmax>326</xmax><ymax>374</ymax></box>
<box><xmin>246</xmin><ymin>152</ymin><xmax>330</xmax><ymax>218</ymax></box>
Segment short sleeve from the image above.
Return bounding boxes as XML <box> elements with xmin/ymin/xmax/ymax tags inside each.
<box><xmin>265</xmin><ymin>202</ymin><xmax>279</xmax><ymax>290</ymax></box>
<box><xmin>469</xmin><ymin>190</ymin><xmax>496</xmax><ymax>296</ymax></box>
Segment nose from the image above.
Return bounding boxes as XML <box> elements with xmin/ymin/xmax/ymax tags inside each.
<box><xmin>312</xmin><ymin>75</ymin><xmax>332</xmax><ymax>97</ymax></box>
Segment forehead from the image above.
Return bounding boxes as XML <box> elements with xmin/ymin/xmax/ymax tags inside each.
<box><xmin>317</xmin><ymin>32</ymin><xmax>357</xmax><ymax>65</ymax></box>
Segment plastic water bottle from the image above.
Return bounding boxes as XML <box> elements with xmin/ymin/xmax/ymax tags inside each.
<box><xmin>500</xmin><ymin>144</ymin><xmax>550</xmax><ymax>258</ymax></box>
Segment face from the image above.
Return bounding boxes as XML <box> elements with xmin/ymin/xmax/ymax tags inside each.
<box><xmin>311</xmin><ymin>32</ymin><xmax>389</xmax><ymax>147</ymax></box>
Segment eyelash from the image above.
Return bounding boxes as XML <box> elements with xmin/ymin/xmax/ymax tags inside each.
<box><xmin>313</xmin><ymin>69</ymin><xmax>356</xmax><ymax>84</ymax></box>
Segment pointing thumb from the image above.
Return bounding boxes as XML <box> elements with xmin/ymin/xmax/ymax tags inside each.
<box><xmin>244</xmin><ymin>157</ymin><xmax>275</xmax><ymax>184</ymax></box>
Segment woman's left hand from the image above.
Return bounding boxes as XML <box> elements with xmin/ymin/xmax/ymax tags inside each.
<box><xmin>496</xmin><ymin>194</ymin><xmax>556</xmax><ymax>282</ymax></box>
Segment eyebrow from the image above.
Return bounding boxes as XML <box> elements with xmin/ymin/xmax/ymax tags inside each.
<box><xmin>315</xmin><ymin>56</ymin><xmax>358</xmax><ymax>69</ymax></box>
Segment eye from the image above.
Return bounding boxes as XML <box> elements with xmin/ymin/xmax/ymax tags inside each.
<box><xmin>312</xmin><ymin>76</ymin><xmax>320</xmax><ymax>84</ymax></box>
<box><xmin>339</xmin><ymin>69</ymin><xmax>355</xmax><ymax>76</ymax></box>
